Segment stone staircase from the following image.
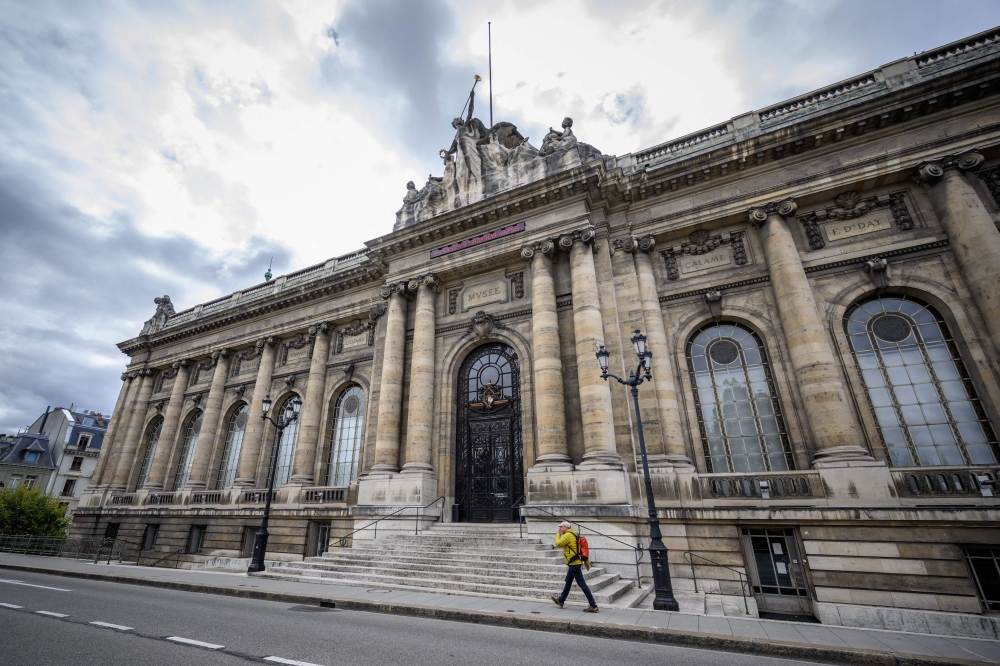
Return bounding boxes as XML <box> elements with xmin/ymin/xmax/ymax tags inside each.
<box><xmin>257</xmin><ymin>523</ymin><xmax>650</xmax><ymax>608</ymax></box>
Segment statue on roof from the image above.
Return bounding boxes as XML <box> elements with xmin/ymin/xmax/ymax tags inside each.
<box><xmin>139</xmin><ymin>295</ymin><xmax>175</xmax><ymax>336</ymax></box>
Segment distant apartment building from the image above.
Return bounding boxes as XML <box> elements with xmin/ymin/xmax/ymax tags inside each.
<box><xmin>26</xmin><ymin>407</ymin><xmax>107</xmax><ymax>512</ymax></box>
<box><xmin>0</xmin><ymin>433</ymin><xmax>56</xmax><ymax>493</ymax></box>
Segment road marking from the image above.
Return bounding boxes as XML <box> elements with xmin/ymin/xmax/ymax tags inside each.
<box><xmin>0</xmin><ymin>578</ymin><xmax>71</xmax><ymax>591</ymax></box>
<box><xmin>165</xmin><ymin>636</ymin><xmax>224</xmax><ymax>650</ymax></box>
<box><xmin>0</xmin><ymin>603</ymin><xmax>24</xmax><ymax>609</ymax></box>
<box><xmin>90</xmin><ymin>621</ymin><xmax>134</xmax><ymax>631</ymax></box>
<box><xmin>264</xmin><ymin>658</ymin><xmax>325</xmax><ymax>666</ymax></box>
<box><xmin>35</xmin><ymin>611</ymin><xmax>69</xmax><ymax>618</ymax></box>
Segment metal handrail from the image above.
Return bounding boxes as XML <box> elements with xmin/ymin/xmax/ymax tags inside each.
<box><xmin>140</xmin><ymin>547</ymin><xmax>186</xmax><ymax>569</ymax></box>
<box><xmin>519</xmin><ymin>504</ymin><xmax>645</xmax><ymax>588</ymax></box>
<box><xmin>0</xmin><ymin>535</ymin><xmax>133</xmax><ymax>563</ymax></box>
<box><xmin>683</xmin><ymin>550</ymin><xmax>750</xmax><ymax>614</ymax></box>
<box><xmin>335</xmin><ymin>496</ymin><xmax>446</xmax><ymax>547</ymax></box>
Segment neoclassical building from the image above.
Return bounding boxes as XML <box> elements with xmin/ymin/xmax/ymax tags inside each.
<box><xmin>76</xmin><ymin>28</ymin><xmax>1000</xmax><ymax>627</ymax></box>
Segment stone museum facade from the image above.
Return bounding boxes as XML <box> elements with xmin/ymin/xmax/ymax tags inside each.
<box><xmin>75</xmin><ymin>27</ymin><xmax>1000</xmax><ymax>628</ymax></box>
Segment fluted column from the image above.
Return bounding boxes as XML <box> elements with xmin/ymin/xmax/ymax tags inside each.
<box><xmin>235</xmin><ymin>337</ymin><xmax>277</xmax><ymax>487</ymax></box>
<box><xmin>110</xmin><ymin>368</ymin><xmax>157</xmax><ymax>489</ymax></box>
<box><xmin>92</xmin><ymin>371</ymin><xmax>136</xmax><ymax>487</ymax></box>
<box><xmin>402</xmin><ymin>275</ymin><xmax>439</xmax><ymax>474</ymax></box>
<box><xmin>522</xmin><ymin>242</ymin><xmax>572</xmax><ymax>469</ymax></box>
<box><xmin>562</xmin><ymin>227</ymin><xmax>622</xmax><ymax>468</ymax></box>
<box><xmin>631</xmin><ymin>236</ymin><xmax>691</xmax><ymax>467</ymax></box>
<box><xmin>144</xmin><ymin>360</ymin><xmax>192</xmax><ymax>490</ymax></box>
<box><xmin>915</xmin><ymin>150</ymin><xmax>1000</xmax><ymax>353</ymax></box>
<box><xmin>184</xmin><ymin>349</ymin><xmax>232</xmax><ymax>489</ymax></box>
<box><xmin>372</xmin><ymin>283</ymin><xmax>409</xmax><ymax>474</ymax></box>
<box><xmin>749</xmin><ymin>199</ymin><xmax>870</xmax><ymax>465</ymax></box>
<box><xmin>291</xmin><ymin>324</ymin><xmax>332</xmax><ymax>485</ymax></box>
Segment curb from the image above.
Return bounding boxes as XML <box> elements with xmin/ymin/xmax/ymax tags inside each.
<box><xmin>0</xmin><ymin>562</ymin><xmax>981</xmax><ymax>666</ymax></box>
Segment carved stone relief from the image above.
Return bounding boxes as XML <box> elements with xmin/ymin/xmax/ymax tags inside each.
<box><xmin>282</xmin><ymin>333</ymin><xmax>314</xmax><ymax>365</ymax></box>
<box><xmin>448</xmin><ymin>288</ymin><xmax>461</xmax><ymax>315</ymax></box>
<box><xmin>336</xmin><ymin>319</ymin><xmax>375</xmax><ymax>354</ymax></box>
<box><xmin>661</xmin><ymin>229</ymin><xmax>749</xmax><ymax>281</ymax></box>
<box><xmin>510</xmin><ymin>272</ymin><xmax>525</xmax><ymax>299</ymax></box>
<box><xmin>797</xmin><ymin>191</ymin><xmax>913</xmax><ymax>250</ymax></box>
<box><xmin>979</xmin><ymin>166</ymin><xmax>1000</xmax><ymax>208</ymax></box>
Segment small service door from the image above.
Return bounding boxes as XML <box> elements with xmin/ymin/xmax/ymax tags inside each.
<box><xmin>741</xmin><ymin>528</ymin><xmax>812</xmax><ymax>616</ymax></box>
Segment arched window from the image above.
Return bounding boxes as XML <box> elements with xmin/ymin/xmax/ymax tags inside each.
<box><xmin>173</xmin><ymin>411</ymin><xmax>202</xmax><ymax>489</ymax></box>
<box><xmin>137</xmin><ymin>417</ymin><xmax>163</xmax><ymax>488</ymax></box>
<box><xmin>326</xmin><ymin>386</ymin><xmax>365</xmax><ymax>486</ymax></box>
<box><xmin>845</xmin><ymin>295</ymin><xmax>998</xmax><ymax>467</ymax></box>
<box><xmin>270</xmin><ymin>396</ymin><xmax>301</xmax><ymax>487</ymax></box>
<box><xmin>687</xmin><ymin>323</ymin><xmax>793</xmax><ymax>473</ymax></box>
<box><xmin>216</xmin><ymin>403</ymin><xmax>248</xmax><ymax>488</ymax></box>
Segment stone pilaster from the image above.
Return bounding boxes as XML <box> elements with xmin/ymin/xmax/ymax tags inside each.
<box><xmin>630</xmin><ymin>236</ymin><xmax>692</xmax><ymax>467</ymax></box>
<box><xmin>234</xmin><ymin>337</ymin><xmax>277</xmax><ymax>487</ymax></box>
<box><xmin>291</xmin><ymin>324</ymin><xmax>332</xmax><ymax>485</ymax></box>
<box><xmin>110</xmin><ymin>368</ymin><xmax>157</xmax><ymax>489</ymax></box>
<box><xmin>144</xmin><ymin>360</ymin><xmax>192</xmax><ymax>490</ymax></box>
<box><xmin>914</xmin><ymin>149</ymin><xmax>1000</xmax><ymax>353</ymax></box>
<box><xmin>371</xmin><ymin>282</ymin><xmax>409</xmax><ymax>475</ymax></box>
<box><xmin>184</xmin><ymin>349</ymin><xmax>232</xmax><ymax>489</ymax></box>
<box><xmin>562</xmin><ymin>226</ymin><xmax>622</xmax><ymax>469</ymax></box>
<box><xmin>91</xmin><ymin>371</ymin><xmax>135</xmax><ymax>487</ymax></box>
<box><xmin>522</xmin><ymin>242</ymin><xmax>572</xmax><ymax>470</ymax></box>
<box><xmin>749</xmin><ymin>200</ymin><xmax>872</xmax><ymax>466</ymax></box>
<box><xmin>402</xmin><ymin>275</ymin><xmax>439</xmax><ymax>475</ymax></box>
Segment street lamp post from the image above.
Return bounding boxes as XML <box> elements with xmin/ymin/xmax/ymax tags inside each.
<box><xmin>596</xmin><ymin>330</ymin><xmax>680</xmax><ymax>612</ymax></box>
<box><xmin>247</xmin><ymin>394</ymin><xmax>302</xmax><ymax>574</ymax></box>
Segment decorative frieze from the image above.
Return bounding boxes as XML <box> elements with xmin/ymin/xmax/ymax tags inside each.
<box><xmin>448</xmin><ymin>288</ymin><xmax>461</xmax><ymax>315</ymax></box>
<box><xmin>660</xmin><ymin>229</ymin><xmax>749</xmax><ymax>281</ymax></box>
<box><xmin>797</xmin><ymin>191</ymin><xmax>913</xmax><ymax>250</ymax></box>
<box><xmin>282</xmin><ymin>333</ymin><xmax>314</xmax><ymax>365</ymax></box>
<box><xmin>978</xmin><ymin>165</ymin><xmax>1000</xmax><ymax>207</ymax></box>
<box><xmin>336</xmin><ymin>319</ymin><xmax>376</xmax><ymax>353</ymax></box>
<box><xmin>510</xmin><ymin>272</ymin><xmax>524</xmax><ymax>299</ymax></box>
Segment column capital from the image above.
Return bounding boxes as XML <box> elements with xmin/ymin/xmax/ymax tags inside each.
<box><xmin>618</xmin><ymin>234</ymin><xmax>656</xmax><ymax>254</ymax></box>
<box><xmin>172</xmin><ymin>358</ymin><xmax>192</xmax><ymax>370</ymax></box>
<box><xmin>748</xmin><ymin>199</ymin><xmax>797</xmax><ymax>227</ymax></box>
<box><xmin>407</xmin><ymin>274</ymin><xmax>440</xmax><ymax>293</ymax></box>
<box><xmin>556</xmin><ymin>225</ymin><xmax>597</xmax><ymax>252</ymax></box>
<box><xmin>255</xmin><ymin>336</ymin><xmax>276</xmax><ymax>349</ymax></box>
<box><xmin>912</xmin><ymin>149</ymin><xmax>985</xmax><ymax>186</ymax></box>
<box><xmin>520</xmin><ymin>240</ymin><xmax>556</xmax><ymax>260</ymax></box>
<box><xmin>120</xmin><ymin>371</ymin><xmax>130</xmax><ymax>381</ymax></box>
<box><xmin>210</xmin><ymin>347</ymin><xmax>232</xmax><ymax>362</ymax></box>
<box><xmin>369</xmin><ymin>300</ymin><xmax>387</xmax><ymax>321</ymax></box>
<box><xmin>307</xmin><ymin>321</ymin><xmax>331</xmax><ymax>336</ymax></box>
<box><xmin>139</xmin><ymin>367</ymin><xmax>159</xmax><ymax>378</ymax></box>
<box><xmin>379</xmin><ymin>280</ymin><xmax>408</xmax><ymax>299</ymax></box>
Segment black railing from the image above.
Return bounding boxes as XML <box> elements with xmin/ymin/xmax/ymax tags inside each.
<box><xmin>335</xmin><ymin>496</ymin><xmax>446</xmax><ymax>547</ymax></box>
<box><xmin>683</xmin><ymin>550</ymin><xmax>750</xmax><ymax>614</ymax></box>
<box><xmin>0</xmin><ymin>535</ymin><xmax>133</xmax><ymax>564</ymax></box>
<box><xmin>518</xmin><ymin>505</ymin><xmax>645</xmax><ymax>588</ymax></box>
<box><xmin>139</xmin><ymin>547</ymin><xmax>186</xmax><ymax>569</ymax></box>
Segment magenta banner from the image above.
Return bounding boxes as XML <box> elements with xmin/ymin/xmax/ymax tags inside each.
<box><xmin>430</xmin><ymin>222</ymin><xmax>525</xmax><ymax>259</ymax></box>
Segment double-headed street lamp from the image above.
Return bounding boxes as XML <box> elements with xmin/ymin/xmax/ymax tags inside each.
<box><xmin>247</xmin><ymin>394</ymin><xmax>302</xmax><ymax>574</ymax></box>
<box><xmin>596</xmin><ymin>330</ymin><xmax>680</xmax><ymax>612</ymax></box>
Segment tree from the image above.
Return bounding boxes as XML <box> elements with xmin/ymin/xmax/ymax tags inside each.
<box><xmin>0</xmin><ymin>485</ymin><xmax>70</xmax><ymax>536</ymax></box>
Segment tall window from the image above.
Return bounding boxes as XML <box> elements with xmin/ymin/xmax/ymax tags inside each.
<box><xmin>845</xmin><ymin>295</ymin><xmax>998</xmax><ymax>467</ymax></box>
<box><xmin>270</xmin><ymin>396</ymin><xmax>301</xmax><ymax>487</ymax></box>
<box><xmin>216</xmin><ymin>403</ymin><xmax>248</xmax><ymax>488</ymax></box>
<box><xmin>687</xmin><ymin>323</ymin><xmax>793</xmax><ymax>473</ymax></box>
<box><xmin>137</xmin><ymin>417</ymin><xmax>163</xmax><ymax>488</ymax></box>
<box><xmin>173</xmin><ymin>411</ymin><xmax>202</xmax><ymax>489</ymax></box>
<box><xmin>326</xmin><ymin>386</ymin><xmax>365</xmax><ymax>486</ymax></box>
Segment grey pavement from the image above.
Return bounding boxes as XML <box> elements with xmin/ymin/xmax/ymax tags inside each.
<box><xmin>1</xmin><ymin>553</ymin><xmax>998</xmax><ymax>664</ymax></box>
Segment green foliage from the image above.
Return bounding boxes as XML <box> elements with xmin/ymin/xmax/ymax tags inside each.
<box><xmin>0</xmin><ymin>485</ymin><xmax>70</xmax><ymax>537</ymax></box>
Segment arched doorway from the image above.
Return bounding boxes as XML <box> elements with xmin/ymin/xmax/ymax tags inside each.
<box><xmin>455</xmin><ymin>342</ymin><xmax>523</xmax><ymax>522</ymax></box>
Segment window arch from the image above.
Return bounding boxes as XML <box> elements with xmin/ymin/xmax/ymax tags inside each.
<box><xmin>686</xmin><ymin>323</ymin><xmax>793</xmax><ymax>473</ymax></box>
<box><xmin>216</xmin><ymin>403</ymin><xmax>248</xmax><ymax>488</ymax></box>
<box><xmin>269</xmin><ymin>395</ymin><xmax>301</xmax><ymax>487</ymax></box>
<box><xmin>845</xmin><ymin>294</ymin><xmax>998</xmax><ymax>467</ymax></box>
<box><xmin>137</xmin><ymin>417</ymin><xmax>163</xmax><ymax>488</ymax></box>
<box><xmin>325</xmin><ymin>386</ymin><xmax>365</xmax><ymax>486</ymax></box>
<box><xmin>173</xmin><ymin>411</ymin><xmax>202</xmax><ymax>489</ymax></box>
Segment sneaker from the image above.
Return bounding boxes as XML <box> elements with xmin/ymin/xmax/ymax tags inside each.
<box><xmin>551</xmin><ymin>596</ymin><xmax>563</xmax><ymax>608</ymax></box>
<box><xmin>584</xmin><ymin>606</ymin><xmax>599</xmax><ymax>613</ymax></box>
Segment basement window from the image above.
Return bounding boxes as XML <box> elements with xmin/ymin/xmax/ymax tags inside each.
<box><xmin>965</xmin><ymin>547</ymin><xmax>1000</xmax><ymax>612</ymax></box>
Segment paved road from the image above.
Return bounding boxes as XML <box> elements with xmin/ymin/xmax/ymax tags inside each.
<box><xmin>0</xmin><ymin>570</ymin><xmax>823</xmax><ymax>666</ymax></box>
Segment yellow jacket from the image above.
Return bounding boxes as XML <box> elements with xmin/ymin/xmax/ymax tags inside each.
<box><xmin>555</xmin><ymin>529</ymin><xmax>583</xmax><ymax>566</ymax></box>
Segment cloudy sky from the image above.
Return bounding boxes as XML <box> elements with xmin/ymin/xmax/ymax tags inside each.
<box><xmin>1</xmin><ymin>0</ymin><xmax>998</xmax><ymax>434</ymax></box>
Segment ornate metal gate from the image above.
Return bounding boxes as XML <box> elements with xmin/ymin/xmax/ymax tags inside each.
<box><xmin>455</xmin><ymin>343</ymin><xmax>523</xmax><ymax>522</ymax></box>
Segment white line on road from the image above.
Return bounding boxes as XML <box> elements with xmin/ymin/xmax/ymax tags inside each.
<box><xmin>90</xmin><ymin>621</ymin><xmax>134</xmax><ymax>631</ymax></box>
<box><xmin>35</xmin><ymin>611</ymin><xmax>69</xmax><ymax>618</ymax></box>
<box><xmin>264</xmin><ymin>658</ymin><xmax>325</xmax><ymax>666</ymax></box>
<box><xmin>0</xmin><ymin>602</ymin><xmax>24</xmax><ymax>609</ymax></box>
<box><xmin>0</xmin><ymin>578</ymin><xmax>71</xmax><ymax>591</ymax></box>
<box><xmin>165</xmin><ymin>636</ymin><xmax>225</xmax><ymax>650</ymax></box>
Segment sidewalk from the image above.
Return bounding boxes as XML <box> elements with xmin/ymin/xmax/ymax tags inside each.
<box><xmin>1</xmin><ymin>552</ymin><xmax>997</xmax><ymax>666</ymax></box>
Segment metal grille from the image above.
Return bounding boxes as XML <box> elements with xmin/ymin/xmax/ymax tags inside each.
<box><xmin>964</xmin><ymin>547</ymin><xmax>1000</xmax><ymax>611</ymax></box>
<box><xmin>845</xmin><ymin>295</ymin><xmax>999</xmax><ymax>467</ymax></box>
<box><xmin>171</xmin><ymin>411</ymin><xmax>202</xmax><ymax>490</ymax></box>
<box><xmin>325</xmin><ymin>385</ymin><xmax>365</xmax><ymax>486</ymax></box>
<box><xmin>215</xmin><ymin>403</ymin><xmax>248</xmax><ymax>488</ymax></box>
<box><xmin>686</xmin><ymin>323</ymin><xmax>793</xmax><ymax>473</ymax></box>
<box><xmin>136</xmin><ymin>417</ymin><xmax>163</xmax><ymax>488</ymax></box>
<box><xmin>455</xmin><ymin>343</ymin><xmax>522</xmax><ymax>522</ymax></box>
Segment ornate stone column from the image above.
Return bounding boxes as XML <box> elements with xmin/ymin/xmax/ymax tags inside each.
<box><xmin>402</xmin><ymin>275</ymin><xmax>439</xmax><ymax>475</ymax></box>
<box><xmin>92</xmin><ymin>371</ymin><xmax>136</xmax><ymax>487</ymax></box>
<box><xmin>371</xmin><ymin>282</ymin><xmax>409</xmax><ymax>475</ymax></box>
<box><xmin>914</xmin><ymin>150</ymin><xmax>1000</xmax><ymax>353</ymax></box>
<box><xmin>110</xmin><ymin>368</ymin><xmax>157</xmax><ymax>489</ymax></box>
<box><xmin>144</xmin><ymin>360</ymin><xmax>192</xmax><ymax>490</ymax></box>
<box><xmin>522</xmin><ymin>242</ymin><xmax>572</xmax><ymax>469</ymax></box>
<box><xmin>749</xmin><ymin>200</ymin><xmax>871</xmax><ymax>465</ymax></box>
<box><xmin>562</xmin><ymin>227</ymin><xmax>622</xmax><ymax>468</ymax></box>
<box><xmin>184</xmin><ymin>349</ymin><xmax>232</xmax><ymax>489</ymax></box>
<box><xmin>630</xmin><ymin>236</ymin><xmax>692</xmax><ymax>467</ymax></box>
<box><xmin>235</xmin><ymin>337</ymin><xmax>277</xmax><ymax>487</ymax></box>
<box><xmin>291</xmin><ymin>323</ymin><xmax>332</xmax><ymax>485</ymax></box>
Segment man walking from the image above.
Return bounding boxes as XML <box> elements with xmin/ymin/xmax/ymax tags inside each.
<box><xmin>551</xmin><ymin>521</ymin><xmax>598</xmax><ymax>612</ymax></box>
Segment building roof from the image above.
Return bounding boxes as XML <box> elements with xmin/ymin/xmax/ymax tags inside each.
<box><xmin>0</xmin><ymin>433</ymin><xmax>57</xmax><ymax>471</ymax></box>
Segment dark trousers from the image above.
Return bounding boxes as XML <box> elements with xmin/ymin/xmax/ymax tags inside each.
<box><xmin>559</xmin><ymin>564</ymin><xmax>597</xmax><ymax>607</ymax></box>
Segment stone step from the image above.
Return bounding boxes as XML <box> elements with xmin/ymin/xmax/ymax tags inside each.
<box><xmin>350</xmin><ymin>543</ymin><xmax>561</xmax><ymax>558</ymax></box>
<box><xmin>274</xmin><ymin>561</ymin><xmax>613</xmax><ymax>588</ymax></box>
<box><xmin>310</xmin><ymin>552</ymin><xmax>571</xmax><ymax>573</ymax></box>
<box><xmin>291</xmin><ymin>558</ymin><xmax>602</xmax><ymax>582</ymax></box>
<box><xmin>375</xmin><ymin>535</ymin><xmax>548</xmax><ymax>547</ymax></box>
